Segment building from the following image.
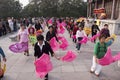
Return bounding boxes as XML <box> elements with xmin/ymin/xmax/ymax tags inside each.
<box><xmin>87</xmin><ymin>0</ymin><xmax>120</xmax><ymax>34</ymax></box>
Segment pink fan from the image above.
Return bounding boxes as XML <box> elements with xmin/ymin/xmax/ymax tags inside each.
<box><xmin>50</xmin><ymin>37</ymin><xmax>59</xmax><ymax>51</ymax></box>
<box><xmin>58</xmin><ymin>24</ymin><xmax>65</xmax><ymax>34</ymax></box>
<box><xmin>48</xmin><ymin>18</ymin><xmax>52</xmax><ymax>24</ymax></box>
<box><xmin>9</xmin><ymin>42</ymin><xmax>28</xmax><ymax>53</ymax></box>
<box><xmin>90</xmin><ymin>33</ymin><xmax>100</xmax><ymax>42</ymax></box>
<box><xmin>61</xmin><ymin>51</ymin><xmax>77</xmax><ymax>62</ymax></box>
<box><xmin>98</xmin><ymin>48</ymin><xmax>113</xmax><ymax>66</ymax></box>
<box><xmin>72</xmin><ymin>35</ymin><xmax>76</xmax><ymax>39</ymax></box>
<box><xmin>34</xmin><ymin>54</ymin><xmax>53</xmax><ymax>79</ymax></box>
<box><xmin>98</xmin><ymin>48</ymin><xmax>120</xmax><ymax>66</ymax></box>
<box><xmin>61</xmin><ymin>22</ymin><xmax>66</xmax><ymax>27</ymax></box>
<box><xmin>79</xmin><ymin>36</ymin><xmax>88</xmax><ymax>44</ymax></box>
<box><xmin>58</xmin><ymin>36</ymin><xmax>69</xmax><ymax>50</ymax></box>
<box><xmin>113</xmin><ymin>52</ymin><xmax>120</xmax><ymax>62</ymax></box>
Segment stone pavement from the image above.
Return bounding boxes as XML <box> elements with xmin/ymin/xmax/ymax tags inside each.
<box><xmin>0</xmin><ymin>28</ymin><xmax>120</xmax><ymax>80</ymax></box>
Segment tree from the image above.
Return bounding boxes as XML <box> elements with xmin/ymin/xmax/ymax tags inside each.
<box><xmin>0</xmin><ymin>0</ymin><xmax>22</xmax><ymax>18</ymax></box>
<box><xmin>21</xmin><ymin>0</ymin><xmax>87</xmax><ymax>17</ymax></box>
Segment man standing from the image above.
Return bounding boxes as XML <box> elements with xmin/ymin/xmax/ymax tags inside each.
<box><xmin>91</xmin><ymin>21</ymin><xmax>100</xmax><ymax>42</ymax></box>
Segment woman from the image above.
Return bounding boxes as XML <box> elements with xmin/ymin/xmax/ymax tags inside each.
<box><xmin>34</xmin><ymin>35</ymin><xmax>59</xmax><ymax>80</ymax></box>
<box><xmin>46</xmin><ymin>26</ymin><xmax>59</xmax><ymax>43</ymax></box>
<box><xmin>35</xmin><ymin>20</ymin><xmax>43</xmax><ymax>31</ymax></box>
<box><xmin>76</xmin><ymin>27</ymin><xmax>86</xmax><ymax>52</ymax></box>
<box><xmin>84</xmin><ymin>20</ymin><xmax>91</xmax><ymax>36</ymax></box>
<box><xmin>18</xmin><ymin>24</ymin><xmax>29</xmax><ymax>56</ymax></box>
<box><xmin>90</xmin><ymin>34</ymin><xmax>108</xmax><ymax>76</ymax></box>
<box><xmin>72</xmin><ymin>24</ymin><xmax>79</xmax><ymax>43</ymax></box>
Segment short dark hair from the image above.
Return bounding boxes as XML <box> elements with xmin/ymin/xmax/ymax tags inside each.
<box><xmin>104</xmin><ymin>24</ymin><xmax>108</xmax><ymax>26</ymax></box>
<box><xmin>48</xmin><ymin>26</ymin><xmax>53</xmax><ymax>29</ymax></box>
<box><xmin>94</xmin><ymin>21</ymin><xmax>97</xmax><ymax>23</ymax></box>
<box><xmin>20</xmin><ymin>23</ymin><xmax>25</xmax><ymax>27</ymax></box>
<box><xmin>99</xmin><ymin>34</ymin><xmax>106</xmax><ymax>40</ymax></box>
<box><xmin>37</xmin><ymin>35</ymin><xmax>44</xmax><ymax>41</ymax></box>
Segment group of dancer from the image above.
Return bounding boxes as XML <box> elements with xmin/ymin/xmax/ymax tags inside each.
<box><xmin>0</xmin><ymin>17</ymin><xmax>119</xmax><ymax>80</ymax></box>
<box><xmin>67</xmin><ymin>18</ymin><xmax>116</xmax><ymax>77</ymax></box>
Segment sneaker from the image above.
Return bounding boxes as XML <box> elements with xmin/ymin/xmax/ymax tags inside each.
<box><xmin>24</xmin><ymin>52</ymin><xmax>26</xmax><ymax>55</ymax></box>
<box><xmin>90</xmin><ymin>70</ymin><xmax>94</xmax><ymax>73</ymax></box>
<box><xmin>95</xmin><ymin>73</ymin><xmax>100</xmax><ymax>77</ymax></box>
<box><xmin>26</xmin><ymin>53</ymin><xmax>29</xmax><ymax>56</ymax></box>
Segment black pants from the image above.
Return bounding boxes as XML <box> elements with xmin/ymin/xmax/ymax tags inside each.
<box><xmin>76</xmin><ymin>37</ymin><xmax>83</xmax><ymax>50</ymax></box>
<box><xmin>0</xmin><ymin>28</ymin><xmax>2</xmax><ymax>36</ymax></box>
<box><xmin>45</xmin><ymin>74</ymin><xmax>48</xmax><ymax>79</ymax></box>
<box><xmin>92</xmin><ymin>32</ymin><xmax>97</xmax><ymax>43</ymax></box>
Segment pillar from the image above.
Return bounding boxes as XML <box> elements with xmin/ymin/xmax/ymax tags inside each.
<box><xmin>102</xmin><ymin>0</ymin><xmax>105</xmax><ymax>8</ymax></box>
<box><xmin>111</xmin><ymin>0</ymin><xmax>115</xmax><ymax>19</ymax></box>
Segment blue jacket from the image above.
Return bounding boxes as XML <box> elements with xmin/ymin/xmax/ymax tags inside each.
<box><xmin>0</xmin><ymin>47</ymin><xmax>6</xmax><ymax>58</ymax></box>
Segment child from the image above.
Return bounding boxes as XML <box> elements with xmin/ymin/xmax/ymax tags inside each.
<box><xmin>28</xmin><ymin>24</ymin><xmax>36</xmax><ymax>46</ymax></box>
<box><xmin>91</xmin><ymin>21</ymin><xmax>100</xmax><ymax>42</ymax></box>
<box><xmin>90</xmin><ymin>34</ymin><xmax>108</xmax><ymax>77</ymax></box>
<box><xmin>34</xmin><ymin>35</ymin><xmax>59</xmax><ymax>80</ymax></box>
<box><xmin>100</xmin><ymin>24</ymin><xmax>110</xmax><ymax>38</ymax></box>
<box><xmin>76</xmin><ymin>27</ymin><xmax>86</xmax><ymax>52</ymax></box>
<box><xmin>28</xmin><ymin>24</ymin><xmax>35</xmax><ymax>35</ymax></box>
<box><xmin>18</xmin><ymin>24</ymin><xmax>29</xmax><ymax>56</ymax></box>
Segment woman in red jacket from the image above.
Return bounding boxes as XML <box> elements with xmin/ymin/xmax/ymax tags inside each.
<box><xmin>72</xmin><ymin>24</ymin><xmax>79</xmax><ymax>43</ymax></box>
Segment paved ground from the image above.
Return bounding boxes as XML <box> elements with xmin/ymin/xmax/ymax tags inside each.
<box><xmin>0</xmin><ymin>28</ymin><xmax>120</xmax><ymax>80</ymax></box>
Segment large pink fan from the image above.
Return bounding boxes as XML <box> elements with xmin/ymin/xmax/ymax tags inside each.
<box><xmin>98</xmin><ymin>48</ymin><xmax>120</xmax><ymax>66</ymax></box>
<box><xmin>61</xmin><ymin>22</ymin><xmax>66</xmax><ymax>27</ymax></box>
<box><xmin>61</xmin><ymin>51</ymin><xmax>77</xmax><ymax>62</ymax></box>
<box><xmin>58</xmin><ymin>36</ymin><xmax>69</xmax><ymax>50</ymax></box>
<box><xmin>79</xmin><ymin>36</ymin><xmax>88</xmax><ymax>44</ymax></box>
<box><xmin>50</xmin><ymin>37</ymin><xmax>59</xmax><ymax>51</ymax></box>
<box><xmin>98</xmin><ymin>48</ymin><xmax>113</xmax><ymax>66</ymax></box>
<box><xmin>72</xmin><ymin>35</ymin><xmax>76</xmax><ymax>39</ymax></box>
<box><xmin>34</xmin><ymin>54</ymin><xmax>53</xmax><ymax>79</ymax></box>
<box><xmin>9</xmin><ymin>42</ymin><xmax>28</xmax><ymax>53</ymax></box>
<box><xmin>90</xmin><ymin>33</ymin><xmax>100</xmax><ymax>42</ymax></box>
<box><xmin>57</xmin><ymin>25</ymin><xmax>65</xmax><ymax>34</ymax></box>
<box><xmin>48</xmin><ymin>18</ymin><xmax>52</xmax><ymax>24</ymax></box>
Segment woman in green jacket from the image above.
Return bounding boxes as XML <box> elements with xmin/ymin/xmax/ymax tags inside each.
<box><xmin>90</xmin><ymin>34</ymin><xmax>108</xmax><ymax>77</ymax></box>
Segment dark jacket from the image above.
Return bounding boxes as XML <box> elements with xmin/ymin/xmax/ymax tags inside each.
<box><xmin>35</xmin><ymin>23</ymin><xmax>43</xmax><ymax>31</ymax></box>
<box><xmin>100</xmin><ymin>28</ymin><xmax>110</xmax><ymax>38</ymax></box>
<box><xmin>91</xmin><ymin>24</ymin><xmax>100</xmax><ymax>34</ymax></box>
<box><xmin>46</xmin><ymin>31</ymin><xmax>58</xmax><ymax>42</ymax></box>
<box><xmin>34</xmin><ymin>41</ymin><xmax>54</xmax><ymax>58</ymax></box>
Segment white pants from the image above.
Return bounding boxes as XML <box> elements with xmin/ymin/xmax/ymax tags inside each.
<box><xmin>118</xmin><ymin>60</ymin><xmax>120</xmax><ymax>67</ymax></box>
<box><xmin>91</xmin><ymin>56</ymin><xmax>102</xmax><ymax>75</ymax></box>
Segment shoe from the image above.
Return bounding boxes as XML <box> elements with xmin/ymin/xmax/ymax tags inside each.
<box><xmin>0</xmin><ymin>74</ymin><xmax>4</xmax><ymax>78</ymax></box>
<box><xmin>24</xmin><ymin>52</ymin><xmax>26</xmax><ymax>55</ymax></box>
<box><xmin>90</xmin><ymin>70</ymin><xmax>94</xmax><ymax>73</ymax></box>
<box><xmin>26</xmin><ymin>53</ymin><xmax>29</xmax><ymax>56</ymax></box>
<box><xmin>95</xmin><ymin>73</ymin><xmax>100</xmax><ymax>77</ymax></box>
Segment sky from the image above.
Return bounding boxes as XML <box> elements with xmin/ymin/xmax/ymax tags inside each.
<box><xmin>19</xmin><ymin>0</ymin><xmax>29</xmax><ymax>7</ymax></box>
